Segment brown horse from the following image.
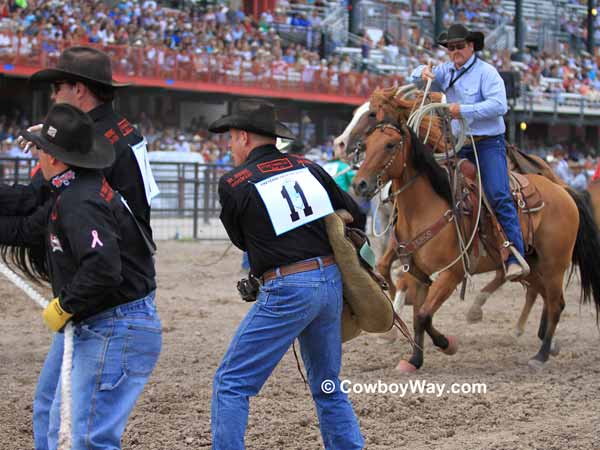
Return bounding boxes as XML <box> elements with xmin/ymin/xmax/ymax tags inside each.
<box><xmin>352</xmin><ymin>99</ymin><xmax>600</xmax><ymax>372</ymax></box>
<box><xmin>343</xmin><ymin>88</ymin><xmax>555</xmax><ymax>337</ymax></box>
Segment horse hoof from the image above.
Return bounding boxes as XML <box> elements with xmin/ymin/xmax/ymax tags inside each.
<box><xmin>466</xmin><ymin>306</ymin><xmax>483</xmax><ymax>323</ymax></box>
<box><xmin>396</xmin><ymin>360</ymin><xmax>418</xmax><ymax>373</ymax></box>
<box><xmin>550</xmin><ymin>341</ymin><xmax>560</xmax><ymax>357</ymax></box>
<box><xmin>437</xmin><ymin>335</ymin><xmax>459</xmax><ymax>355</ymax></box>
<box><xmin>528</xmin><ymin>358</ymin><xmax>547</xmax><ymax>370</ymax></box>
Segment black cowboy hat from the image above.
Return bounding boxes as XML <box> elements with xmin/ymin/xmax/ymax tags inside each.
<box><xmin>208</xmin><ymin>98</ymin><xmax>295</xmax><ymax>140</ymax></box>
<box><xmin>30</xmin><ymin>46</ymin><xmax>130</xmax><ymax>88</ymax></box>
<box><xmin>437</xmin><ymin>24</ymin><xmax>484</xmax><ymax>52</ymax></box>
<box><xmin>21</xmin><ymin>104</ymin><xmax>115</xmax><ymax>169</ymax></box>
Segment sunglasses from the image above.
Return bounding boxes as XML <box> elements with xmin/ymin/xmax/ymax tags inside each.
<box><xmin>447</xmin><ymin>41</ymin><xmax>467</xmax><ymax>52</ymax></box>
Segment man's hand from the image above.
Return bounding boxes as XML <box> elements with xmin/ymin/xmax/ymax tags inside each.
<box><xmin>16</xmin><ymin>124</ymin><xmax>43</xmax><ymax>154</ymax></box>
<box><xmin>42</xmin><ymin>298</ymin><xmax>73</xmax><ymax>332</ymax></box>
<box><xmin>448</xmin><ymin>103</ymin><xmax>461</xmax><ymax>119</ymax></box>
<box><xmin>421</xmin><ymin>62</ymin><xmax>434</xmax><ymax>82</ymax></box>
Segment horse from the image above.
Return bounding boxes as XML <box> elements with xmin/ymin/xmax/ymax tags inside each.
<box><xmin>337</xmin><ymin>87</ymin><xmax>584</xmax><ymax>339</ymax></box>
<box><xmin>351</xmin><ymin>89</ymin><xmax>600</xmax><ymax>372</ymax></box>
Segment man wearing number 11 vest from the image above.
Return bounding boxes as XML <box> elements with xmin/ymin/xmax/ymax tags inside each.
<box><xmin>209</xmin><ymin>99</ymin><xmax>366</xmax><ymax>450</ymax></box>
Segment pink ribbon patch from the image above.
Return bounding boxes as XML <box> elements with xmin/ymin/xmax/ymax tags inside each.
<box><xmin>91</xmin><ymin>230</ymin><xmax>104</xmax><ymax>248</ymax></box>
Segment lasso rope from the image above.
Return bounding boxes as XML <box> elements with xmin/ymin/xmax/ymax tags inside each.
<box><xmin>406</xmin><ymin>101</ymin><xmax>484</xmax><ymax>282</ymax></box>
<box><xmin>0</xmin><ymin>261</ymin><xmax>73</xmax><ymax>450</ymax></box>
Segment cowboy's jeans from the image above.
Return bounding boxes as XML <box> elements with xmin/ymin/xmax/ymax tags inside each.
<box><xmin>211</xmin><ymin>259</ymin><xmax>364</xmax><ymax>450</ymax></box>
<box><xmin>460</xmin><ymin>136</ymin><xmax>525</xmax><ymax>264</ymax></box>
<box><xmin>34</xmin><ymin>292</ymin><xmax>161</xmax><ymax>450</ymax></box>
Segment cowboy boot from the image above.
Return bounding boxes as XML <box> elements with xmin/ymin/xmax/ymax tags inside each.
<box><xmin>505</xmin><ymin>246</ymin><xmax>530</xmax><ymax>281</ymax></box>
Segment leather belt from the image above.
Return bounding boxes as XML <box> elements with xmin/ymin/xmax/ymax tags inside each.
<box><xmin>261</xmin><ymin>255</ymin><xmax>336</xmax><ymax>284</ymax></box>
<box><xmin>472</xmin><ymin>135</ymin><xmax>494</xmax><ymax>143</ymax></box>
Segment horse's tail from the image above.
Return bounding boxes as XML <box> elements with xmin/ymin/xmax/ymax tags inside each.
<box><xmin>567</xmin><ymin>187</ymin><xmax>600</xmax><ymax>322</ymax></box>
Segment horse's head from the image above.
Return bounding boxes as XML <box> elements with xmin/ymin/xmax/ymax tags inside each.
<box><xmin>352</xmin><ymin>121</ymin><xmax>412</xmax><ymax>199</ymax></box>
<box><xmin>345</xmin><ymin>87</ymin><xmax>406</xmax><ymax>166</ymax></box>
<box><xmin>345</xmin><ymin>107</ymin><xmax>376</xmax><ymax>163</ymax></box>
<box><xmin>333</xmin><ymin>101</ymin><xmax>370</xmax><ymax>160</ymax></box>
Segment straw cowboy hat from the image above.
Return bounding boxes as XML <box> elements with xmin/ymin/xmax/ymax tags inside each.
<box><xmin>21</xmin><ymin>104</ymin><xmax>114</xmax><ymax>169</ymax></box>
<box><xmin>30</xmin><ymin>46</ymin><xmax>130</xmax><ymax>88</ymax></box>
<box><xmin>208</xmin><ymin>98</ymin><xmax>296</xmax><ymax>140</ymax></box>
<box><xmin>437</xmin><ymin>23</ymin><xmax>485</xmax><ymax>51</ymax></box>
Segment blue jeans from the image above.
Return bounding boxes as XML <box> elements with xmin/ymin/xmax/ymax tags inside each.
<box><xmin>241</xmin><ymin>252</ymin><xmax>250</xmax><ymax>271</ymax></box>
<box><xmin>211</xmin><ymin>259</ymin><xmax>364</xmax><ymax>450</ymax></box>
<box><xmin>34</xmin><ymin>292</ymin><xmax>162</xmax><ymax>450</ymax></box>
<box><xmin>460</xmin><ymin>136</ymin><xmax>525</xmax><ymax>264</ymax></box>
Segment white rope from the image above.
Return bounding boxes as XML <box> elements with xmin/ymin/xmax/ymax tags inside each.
<box><xmin>399</xmin><ymin>95</ymin><xmax>484</xmax><ymax>282</ymax></box>
<box><xmin>0</xmin><ymin>262</ymin><xmax>48</xmax><ymax>308</ymax></box>
<box><xmin>0</xmin><ymin>261</ymin><xmax>73</xmax><ymax>450</ymax></box>
<box><xmin>371</xmin><ymin>194</ymin><xmax>397</xmax><ymax>238</ymax></box>
<box><xmin>430</xmin><ymin>134</ymin><xmax>483</xmax><ymax>282</ymax></box>
<box><xmin>58</xmin><ymin>323</ymin><xmax>73</xmax><ymax>450</ymax></box>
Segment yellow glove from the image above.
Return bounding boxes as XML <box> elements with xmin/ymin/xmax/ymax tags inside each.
<box><xmin>42</xmin><ymin>298</ymin><xmax>73</xmax><ymax>332</ymax></box>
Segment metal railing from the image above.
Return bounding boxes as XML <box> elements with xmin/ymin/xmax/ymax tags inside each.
<box><xmin>514</xmin><ymin>89</ymin><xmax>600</xmax><ymax>118</ymax></box>
<box><xmin>0</xmin><ymin>158</ymin><xmax>233</xmax><ymax>240</ymax></box>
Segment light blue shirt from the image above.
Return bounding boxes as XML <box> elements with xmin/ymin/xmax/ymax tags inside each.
<box><xmin>410</xmin><ymin>54</ymin><xmax>508</xmax><ymax>137</ymax></box>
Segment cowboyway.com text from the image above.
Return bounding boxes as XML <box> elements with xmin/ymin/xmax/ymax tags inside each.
<box><xmin>320</xmin><ymin>379</ymin><xmax>487</xmax><ymax>397</ymax></box>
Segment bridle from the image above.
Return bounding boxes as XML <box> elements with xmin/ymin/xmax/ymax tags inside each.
<box><xmin>363</xmin><ymin>121</ymin><xmax>409</xmax><ymax>194</ymax></box>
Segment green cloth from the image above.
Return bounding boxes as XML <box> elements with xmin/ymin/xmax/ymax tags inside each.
<box><xmin>15</xmin><ymin>0</ymin><xmax>27</xmax><ymax>8</ymax></box>
<box><xmin>323</xmin><ymin>160</ymin><xmax>355</xmax><ymax>192</ymax></box>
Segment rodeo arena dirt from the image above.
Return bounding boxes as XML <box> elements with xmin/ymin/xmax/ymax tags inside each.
<box><xmin>1</xmin><ymin>239</ymin><xmax>599</xmax><ymax>450</ymax></box>
<box><xmin>4</xmin><ymin>2</ymin><xmax>600</xmax><ymax>448</ymax></box>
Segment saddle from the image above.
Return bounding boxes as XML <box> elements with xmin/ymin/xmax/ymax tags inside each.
<box><xmin>454</xmin><ymin>159</ymin><xmax>544</xmax><ymax>271</ymax></box>
<box><xmin>392</xmin><ymin>158</ymin><xmax>545</xmax><ymax>284</ymax></box>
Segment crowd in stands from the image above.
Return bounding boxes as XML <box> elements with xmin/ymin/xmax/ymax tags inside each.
<box><xmin>2</xmin><ymin>0</ymin><xmax>600</xmax><ymax>99</ymax></box>
<box><xmin>3</xmin><ymin>0</ymin><xmax>600</xmax><ymax>172</ymax></box>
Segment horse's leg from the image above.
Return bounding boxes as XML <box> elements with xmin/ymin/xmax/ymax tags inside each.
<box><xmin>514</xmin><ymin>284</ymin><xmax>538</xmax><ymax>338</ymax></box>
<box><xmin>396</xmin><ymin>282</ymin><xmax>429</xmax><ymax>373</ymax></box>
<box><xmin>417</xmin><ymin>272</ymin><xmax>462</xmax><ymax>355</ymax></box>
<box><xmin>466</xmin><ymin>269</ymin><xmax>505</xmax><ymax>323</ymax></box>
<box><xmin>398</xmin><ymin>273</ymin><xmax>460</xmax><ymax>372</ymax></box>
<box><xmin>529</xmin><ymin>277</ymin><xmax>565</xmax><ymax>369</ymax></box>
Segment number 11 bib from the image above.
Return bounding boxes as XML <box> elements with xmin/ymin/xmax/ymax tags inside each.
<box><xmin>255</xmin><ymin>168</ymin><xmax>334</xmax><ymax>236</ymax></box>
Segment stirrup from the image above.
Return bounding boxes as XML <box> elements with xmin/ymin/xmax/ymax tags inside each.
<box><xmin>505</xmin><ymin>245</ymin><xmax>530</xmax><ymax>280</ymax></box>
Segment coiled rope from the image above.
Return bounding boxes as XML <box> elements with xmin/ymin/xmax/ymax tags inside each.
<box><xmin>406</xmin><ymin>98</ymin><xmax>484</xmax><ymax>282</ymax></box>
<box><xmin>0</xmin><ymin>261</ymin><xmax>72</xmax><ymax>450</ymax></box>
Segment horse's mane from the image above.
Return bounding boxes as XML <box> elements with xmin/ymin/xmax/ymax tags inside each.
<box><xmin>370</xmin><ymin>87</ymin><xmax>450</xmax><ymax>152</ymax></box>
<box><xmin>408</xmin><ymin>128</ymin><xmax>452</xmax><ymax>205</ymax></box>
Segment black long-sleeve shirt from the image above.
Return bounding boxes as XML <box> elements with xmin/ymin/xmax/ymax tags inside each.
<box><xmin>0</xmin><ymin>168</ymin><xmax>156</xmax><ymax>322</ymax></box>
<box><xmin>218</xmin><ymin>144</ymin><xmax>365</xmax><ymax>276</ymax></box>
<box><xmin>0</xmin><ymin>102</ymin><xmax>154</xmax><ymax>243</ymax></box>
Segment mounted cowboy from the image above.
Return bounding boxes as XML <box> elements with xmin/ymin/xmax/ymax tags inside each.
<box><xmin>410</xmin><ymin>23</ymin><xmax>530</xmax><ymax>281</ymax></box>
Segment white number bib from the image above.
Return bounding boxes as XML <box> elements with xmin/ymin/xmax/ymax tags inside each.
<box><xmin>131</xmin><ymin>139</ymin><xmax>160</xmax><ymax>205</ymax></box>
<box><xmin>255</xmin><ymin>168</ymin><xmax>334</xmax><ymax>236</ymax></box>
